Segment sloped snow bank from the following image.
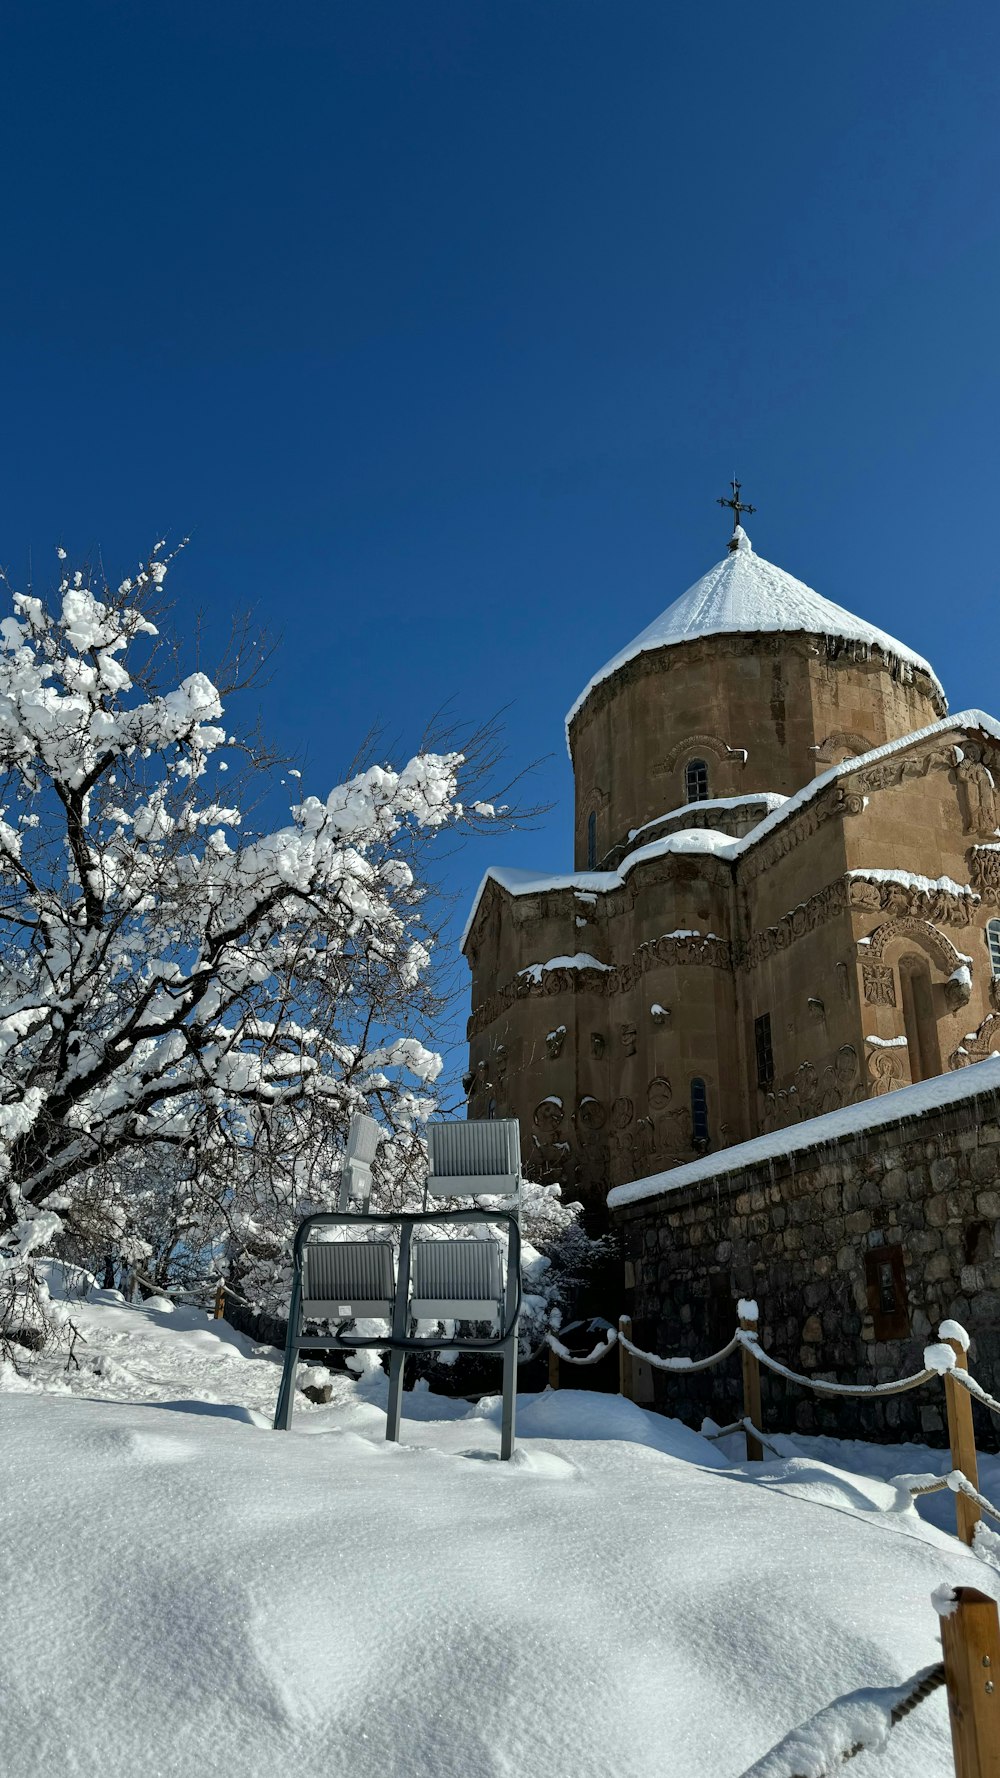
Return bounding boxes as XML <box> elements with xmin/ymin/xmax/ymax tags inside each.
<box><xmin>1</xmin><ymin>1279</ymin><xmax>996</xmax><ymax>1778</ymax></box>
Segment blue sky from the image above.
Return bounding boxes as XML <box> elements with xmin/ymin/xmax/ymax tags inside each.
<box><xmin>2</xmin><ymin>2</ymin><xmax>998</xmax><ymax>1081</ymax></box>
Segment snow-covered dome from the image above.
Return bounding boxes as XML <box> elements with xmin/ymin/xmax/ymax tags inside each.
<box><xmin>566</xmin><ymin>527</ymin><xmax>944</xmax><ymax>731</ymax></box>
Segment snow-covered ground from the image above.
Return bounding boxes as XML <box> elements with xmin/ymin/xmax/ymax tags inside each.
<box><xmin>3</xmin><ymin>1274</ymin><xmax>998</xmax><ymax>1778</ymax></box>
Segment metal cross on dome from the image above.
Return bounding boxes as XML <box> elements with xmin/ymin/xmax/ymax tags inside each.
<box><xmin>717</xmin><ymin>478</ymin><xmax>756</xmax><ymax>550</ymax></box>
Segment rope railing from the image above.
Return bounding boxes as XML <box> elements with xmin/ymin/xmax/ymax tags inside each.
<box><xmin>545</xmin><ymin>1301</ymin><xmax>1000</xmax><ymax>1552</ymax></box>
<box><xmin>619</xmin><ymin>1328</ymin><xmax>741</xmax><ymax>1374</ymax></box>
<box><xmin>544</xmin><ymin>1328</ymin><xmax>618</xmax><ymax>1365</ymax></box>
<box><xmin>737</xmin><ymin>1660</ymin><xmax>947</xmax><ymax>1778</ymax></box>
<box><xmin>734</xmin><ymin>1329</ymin><xmax>935</xmax><ymax>1399</ymax></box>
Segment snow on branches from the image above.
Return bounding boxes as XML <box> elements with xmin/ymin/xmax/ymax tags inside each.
<box><xmin>0</xmin><ymin>543</ymin><xmax>504</xmax><ymax>1346</ymax></box>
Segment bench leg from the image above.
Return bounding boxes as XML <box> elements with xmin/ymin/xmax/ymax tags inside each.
<box><xmin>386</xmin><ymin>1348</ymin><xmax>406</xmax><ymax>1442</ymax></box>
<box><xmin>274</xmin><ymin>1274</ymin><xmax>303</xmax><ymax>1431</ymax></box>
<box><xmin>499</xmin><ymin>1335</ymin><xmax>517</xmax><ymax>1460</ymax></box>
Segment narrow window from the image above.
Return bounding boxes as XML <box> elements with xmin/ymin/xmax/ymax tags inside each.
<box><xmin>487</xmin><ymin>1098</ymin><xmax>496</xmax><ymax>1120</ymax></box>
<box><xmin>899</xmin><ymin>953</ymin><xmax>941</xmax><ymax>1082</ymax></box>
<box><xmin>690</xmin><ymin>1078</ymin><xmax>710</xmax><ymax>1150</ymax></box>
<box><xmin>587</xmin><ymin>810</ymin><xmax>597</xmax><ymax>870</ymax></box>
<box><xmin>685</xmin><ymin>758</ymin><xmax>709</xmax><ymax>803</ymax></box>
<box><xmin>987</xmin><ymin>918</ymin><xmax>1000</xmax><ymax>978</ymax></box>
<box><xmin>864</xmin><ymin>1245</ymin><xmax>910</xmax><ymax>1339</ymax></box>
<box><xmin>754</xmin><ymin>1013</ymin><xmax>774</xmax><ymax>1090</ymax></box>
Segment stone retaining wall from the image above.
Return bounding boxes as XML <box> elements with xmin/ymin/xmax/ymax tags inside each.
<box><xmin>613</xmin><ymin>1078</ymin><xmax>1000</xmax><ymax>1447</ymax></box>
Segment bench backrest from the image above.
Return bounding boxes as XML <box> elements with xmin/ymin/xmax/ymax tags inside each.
<box><xmin>409</xmin><ymin>1237</ymin><xmax>503</xmax><ymax>1320</ymax></box>
<box><xmin>425</xmin><ymin>1118</ymin><xmax>521</xmax><ymax>1197</ymax></box>
<box><xmin>302</xmin><ymin>1241</ymin><xmax>395</xmax><ymax>1318</ymax></box>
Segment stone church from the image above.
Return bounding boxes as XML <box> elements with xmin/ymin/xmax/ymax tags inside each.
<box><xmin>462</xmin><ymin>508</ymin><xmax>1000</xmax><ymax>1229</ymax></box>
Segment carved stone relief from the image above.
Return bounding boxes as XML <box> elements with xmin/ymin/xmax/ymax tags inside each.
<box><xmin>813</xmin><ymin>730</ymin><xmax>873</xmax><ymax>764</ymax></box>
<box><xmin>760</xmin><ymin>1045</ymin><xmax>862</xmax><ymax>1132</ymax></box>
<box><xmin>949</xmin><ymin>1012</ymin><xmax>1000</xmax><ymax>1070</ymax></box>
<box><xmin>591</xmin><ymin>1032</ymin><xmax>605</xmax><ymax>1059</ymax></box>
<box><xmin>619</xmin><ymin>1022</ymin><xmax>637</xmax><ymax>1056</ymax></box>
<box><xmin>611</xmin><ymin>1096</ymin><xmax>634</xmax><ymax>1130</ymax></box>
<box><xmin>468</xmin><ymin>928</ymin><xmax>731</xmax><ymax>1039</ymax></box>
<box><xmin>867</xmin><ymin>915</ymin><xmax>967</xmax><ymax>974</ymax></box>
<box><xmin>969</xmin><ymin>845</ymin><xmax>1000</xmax><ymax>902</ymax></box>
<box><xmin>944</xmin><ymin>970</ymin><xmax>972</xmax><ymax>1011</ymax></box>
<box><xmin>862</xmin><ymin>962</ymin><xmax>896</xmax><ymax>1006</ymax></box>
<box><xmin>531</xmin><ymin>1097</ymin><xmax>570</xmax><ymax>1187</ymax></box>
<box><xmin>574</xmin><ymin>1096</ymin><xmax>608</xmax><ymax>1193</ymax></box>
<box><xmin>868</xmin><ymin>1048</ymin><xmax>906</xmax><ymax>1095</ymax></box>
<box><xmin>957</xmin><ymin>755</ymin><xmax>1000</xmax><ymax>837</ymax></box>
<box><xmin>653</xmin><ymin>732</ymin><xmax>745</xmax><ymax>778</ymax></box>
<box><xmin>545</xmin><ymin>1025</ymin><xmax>566</xmax><ymax>1060</ymax></box>
<box><xmin>647</xmin><ymin>1077</ymin><xmax>672</xmax><ymax>1111</ymax></box>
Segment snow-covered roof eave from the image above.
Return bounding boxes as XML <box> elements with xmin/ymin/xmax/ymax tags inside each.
<box><xmin>462</xmin><ymin>708</ymin><xmax>1000</xmax><ymax>955</ymax></box>
<box><xmin>608</xmin><ymin>1056</ymin><xmax>1000</xmax><ymax>1212</ymax></box>
<box><xmin>459</xmin><ymin>865</ymin><xmax>619</xmax><ymax>952</ymax></box>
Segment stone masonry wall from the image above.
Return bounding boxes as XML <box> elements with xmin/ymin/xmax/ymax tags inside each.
<box><xmin>613</xmin><ymin>1078</ymin><xmax>1000</xmax><ymax>1448</ymax></box>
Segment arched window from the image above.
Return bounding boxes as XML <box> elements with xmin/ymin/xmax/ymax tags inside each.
<box><xmin>899</xmin><ymin>954</ymin><xmax>941</xmax><ymax>1083</ymax></box>
<box><xmin>587</xmin><ymin>810</ymin><xmax>597</xmax><ymax>870</ymax></box>
<box><xmin>987</xmin><ymin>918</ymin><xmax>1000</xmax><ymax>978</ymax></box>
<box><xmin>690</xmin><ymin>1078</ymin><xmax>710</xmax><ymax>1150</ymax></box>
<box><xmin>685</xmin><ymin>758</ymin><xmax>709</xmax><ymax>804</ymax></box>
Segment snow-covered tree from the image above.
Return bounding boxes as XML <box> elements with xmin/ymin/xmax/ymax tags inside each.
<box><xmin>0</xmin><ymin>542</ymin><xmax>558</xmax><ymax>1352</ymax></box>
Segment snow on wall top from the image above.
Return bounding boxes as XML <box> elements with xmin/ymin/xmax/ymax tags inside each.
<box><xmin>565</xmin><ymin>527</ymin><xmax>944</xmax><ymax>740</ymax></box>
<box><xmin>628</xmin><ymin>792</ymin><xmax>788</xmax><ymax>841</ymax></box>
<box><xmin>608</xmin><ymin>1056</ymin><xmax>1000</xmax><ymax>1212</ymax></box>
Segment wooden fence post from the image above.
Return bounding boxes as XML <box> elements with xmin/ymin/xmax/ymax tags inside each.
<box><xmin>214</xmin><ymin>1282</ymin><xmax>225</xmax><ymax>1321</ymax></box>
<box><xmin>940</xmin><ymin>1587</ymin><xmax>1000</xmax><ymax>1778</ymax></box>
<box><xmin>943</xmin><ymin>1329</ymin><xmax>981</xmax><ymax>1547</ymax></box>
<box><xmin>548</xmin><ymin>1342</ymin><xmax>560</xmax><ymax>1391</ymax></box>
<box><xmin>740</xmin><ymin>1302</ymin><xmax>763</xmax><ymax>1463</ymax></box>
<box><xmin>618</xmin><ymin>1315</ymin><xmax>634</xmax><ymax>1402</ymax></box>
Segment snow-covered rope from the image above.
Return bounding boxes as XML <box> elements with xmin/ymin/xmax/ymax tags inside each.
<box><xmin>215</xmin><ymin>1279</ymin><xmax>253</xmax><ymax>1308</ymax></box>
<box><xmin>949</xmin><ymin>1468</ymin><xmax>1000</xmax><ymax>1526</ymax></box>
<box><xmin>737</xmin><ymin>1661</ymin><xmax>946</xmax><ymax>1778</ymax></box>
<box><xmin>544</xmin><ymin>1329</ymin><xmax>618</xmax><ymax>1366</ymax></box>
<box><xmin>947</xmin><ymin>1364</ymin><xmax>1000</xmax><ymax>1418</ymax></box>
<box><xmin>619</xmin><ymin>1329</ymin><xmax>741</xmax><ymax>1374</ymax></box>
<box><xmin>736</xmin><ymin>1329</ymin><xmax>934</xmax><ymax>1398</ymax></box>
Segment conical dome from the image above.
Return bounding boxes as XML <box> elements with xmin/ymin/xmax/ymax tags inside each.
<box><xmin>566</xmin><ymin>527</ymin><xmax>943</xmax><ymax>732</ymax></box>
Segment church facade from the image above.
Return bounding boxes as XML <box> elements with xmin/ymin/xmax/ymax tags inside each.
<box><xmin>462</xmin><ymin>518</ymin><xmax>1000</xmax><ymax>1224</ymax></box>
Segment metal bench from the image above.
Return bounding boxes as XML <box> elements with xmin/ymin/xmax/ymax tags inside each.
<box><xmin>274</xmin><ymin>1208</ymin><xmax>521</xmax><ymax>1459</ymax></box>
<box><xmin>409</xmin><ymin>1237</ymin><xmax>503</xmax><ymax>1325</ymax></box>
<box><xmin>425</xmin><ymin>1117</ymin><xmax>521</xmax><ymax>1201</ymax></box>
<box><xmin>301</xmin><ymin>1239</ymin><xmax>394</xmax><ymax>1320</ymax></box>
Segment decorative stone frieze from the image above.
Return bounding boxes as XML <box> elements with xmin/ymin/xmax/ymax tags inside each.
<box><xmin>467</xmin><ymin>930</ymin><xmax>732</xmax><ymax>1038</ymax></box>
<box><xmin>759</xmin><ymin>1044</ymin><xmax>862</xmax><ymax>1132</ymax></box>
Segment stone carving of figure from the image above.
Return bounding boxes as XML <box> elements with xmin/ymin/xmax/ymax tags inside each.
<box><xmin>591</xmin><ymin>1032</ymin><xmax>605</xmax><ymax>1059</ymax></box>
<box><xmin>868</xmin><ymin>1049</ymin><xmax>905</xmax><ymax>1095</ymax></box>
<box><xmin>575</xmin><ymin>1096</ymin><xmax>608</xmax><ymax>1192</ymax></box>
<box><xmin>836</xmin><ymin>1043</ymin><xmax>863</xmax><ymax>1104</ymax></box>
<box><xmin>545</xmin><ymin>1025</ymin><xmax>566</xmax><ymax>1060</ymax></box>
<box><xmin>644</xmin><ymin>1077</ymin><xmax>672</xmax><ymax>1157</ymax></box>
<box><xmin>957</xmin><ymin>758</ymin><xmax>1000</xmax><ymax>836</ymax></box>
<box><xmin>532</xmin><ymin>1097</ymin><xmax>570</xmax><ymax>1186</ymax></box>
<box><xmin>619</xmin><ymin>1023</ymin><xmax>637</xmax><ymax>1057</ymax></box>
<box><xmin>608</xmin><ymin>1096</ymin><xmax>635</xmax><ymax>1178</ymax></box>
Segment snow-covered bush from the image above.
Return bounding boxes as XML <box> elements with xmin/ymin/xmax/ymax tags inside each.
<box><xmin>0</xmin><ymin>541</ymin><xmax>567</xmax><ymax>1354</ymax></box>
